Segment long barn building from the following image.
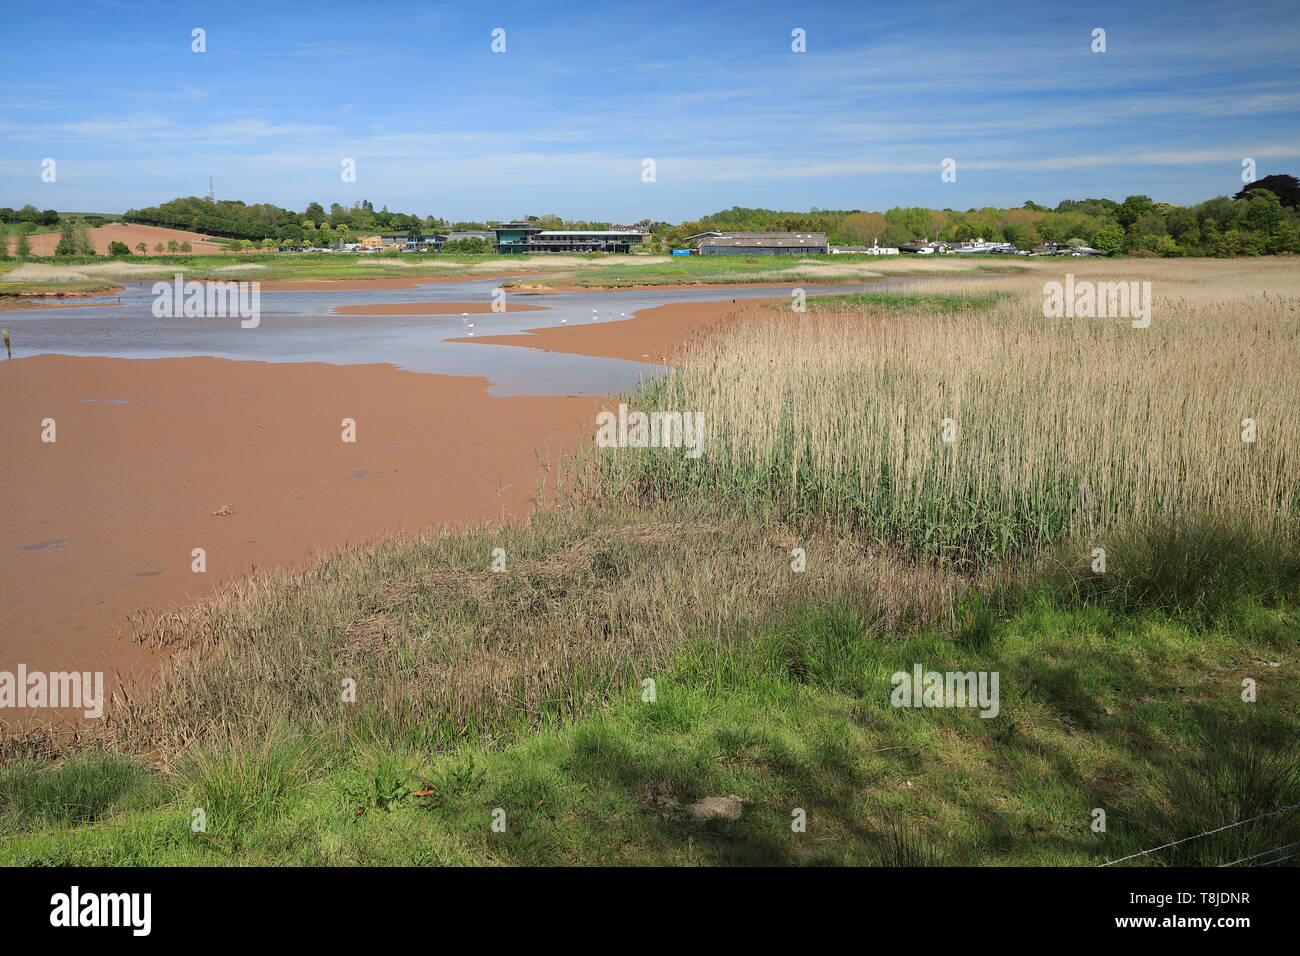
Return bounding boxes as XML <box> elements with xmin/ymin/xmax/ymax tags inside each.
<box><xmin>690</xmin><ymin>231</ymin><xmax>829</xmax><ymax>255</ymax></box>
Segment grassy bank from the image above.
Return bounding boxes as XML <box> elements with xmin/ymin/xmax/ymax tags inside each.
<box><xmin>2</xmin><ymin>536</ymin><xmax>1295</xmax><ymax>865</ymax></box>
<box><xmin>0</xmin><ymin>280</ymin><xmax>122</xmax><ymax>297</ymax></box>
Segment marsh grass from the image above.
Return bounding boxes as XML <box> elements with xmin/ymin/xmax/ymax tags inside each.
<box><xmin>83</xmin><ymin>500</ymin><xmax>964</xmax><ymax>760</ymax></box>
<box><xmin>603</xmin><ymin>261</ymin><xmax>1300</xmax><ymax>564</ymax></box>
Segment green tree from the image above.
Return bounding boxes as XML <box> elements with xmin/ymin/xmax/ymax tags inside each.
<box><xmin>75</xmin><ymin>223</ymin><xmax>96</xmax><ymax>255</ymax></box>
<box><xmin>1116</xmin><ymin>195</ymin><xmax>1156</xmax><ymax>228</ymax></box>
<box><xmin>1092</xmin><ymin>224</ymin><xmax>1125</xmax><ymax>255</ymax></box>
<box><xmin>13</xmin><ymin>224</ymin><xmax>32</xmax><ymax>258</ymax></box>
<box><xmin>135</xmin><ymin>242</ymin><xmax>147</xmax><ymax>255</ymax></box>
<box><xmin>1240</xmin><ymin>189</ymin><xmax>1284</xmax><ymax>233</ymax></box>
<box><xmin>441</xmin><ymin>237</ymin><xmax>493</xmax><ymax>254</ymax></box>
<box><xmin>54</xmin><ymin>220</ymin><xmax>77</xmax><ymax>256</ymax></box>
<box><xmin>108</xmin><ymin>240</ymin><xmax>131</xmax><ymax>256</ymax></box>
<box><xmin>1174</xmin><ymin>219</ymin><xmax>1202</xmax><ymax>251</ymax></box>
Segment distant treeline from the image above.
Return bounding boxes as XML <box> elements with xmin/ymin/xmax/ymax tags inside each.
<box><xmin>670</xmin><ymin>175</ymin><xmax>1300</xmax><ymax>256</ymax></box>
<box><xmin>91</xmin><ymin>173</ymin><xmax>1300</xmax><ymax>257</ymax></box>
<box><xmin>0</xmin><ymin>205</ymin><xmax>61</xmax><ymax>226</ymax></box>
<box><xmin>121</xmin><ymin>197</ymin><xmax>658</xmax><ymax>245</ymax></box>
<box><xmin>121</xmin><ymin>197</ymin><xmax>427</xmax><ymax>243</ymax></box>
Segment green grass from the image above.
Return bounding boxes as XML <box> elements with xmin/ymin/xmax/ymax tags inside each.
<box><xmin>5</xmin><ymin>520</ymin><xmax>1294</xmax><ymax>868</ymax></box>
<box><xmin>1</xmin><ymin>584</ymin><xmax>1295</xmax><ymax>865</ymax></box>
<box><xmin>789</xmin><ymin>290</ymin><xmax>1009</xmax><ymax>313</ymax></box>
<box><xmin>561</xmin><ymin>254</ymin><xmax>1011</xmax><ymax>288</ymax></box>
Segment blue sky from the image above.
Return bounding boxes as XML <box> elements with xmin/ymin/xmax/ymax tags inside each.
<box><xmin>2</xmin><ymin>0</ymin><xmax>1298</xmax><ymax>222</ymax></box>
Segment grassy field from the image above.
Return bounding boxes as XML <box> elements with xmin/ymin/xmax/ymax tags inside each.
<box><xmin>1</xmin><ymin>256</ymin><xmax>1296</xmax><ymax>866</ymax></box>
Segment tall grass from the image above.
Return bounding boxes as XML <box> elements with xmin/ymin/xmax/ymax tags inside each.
<box><xmin>601</xmin><ymin>262</ymin><xmax>1300</xmax><ymax>564</ymax></box>
<box><xmin>78</xmin><ymin>501</ymin><xmax>963</xmax><ymax>759</ymax></box>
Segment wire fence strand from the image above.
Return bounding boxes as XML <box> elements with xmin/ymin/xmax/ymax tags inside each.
<box><xmin>1100</xmin><ymin>802</ymin><xmax>1300</xmax><ymax>867</ymax></box>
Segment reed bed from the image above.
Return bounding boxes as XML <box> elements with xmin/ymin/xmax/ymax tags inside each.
<box><xmin>602</xmin><ymin>259</ymin><xmax>1300</xmax><ymax>564</ymax></box>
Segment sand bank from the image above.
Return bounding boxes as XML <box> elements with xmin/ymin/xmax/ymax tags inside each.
<box><xmin>452</xmin><ymin>297</ymin><xmax>779</xmax><ymax>364</ymax></box>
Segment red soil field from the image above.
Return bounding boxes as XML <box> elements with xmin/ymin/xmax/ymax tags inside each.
<box><xmin>19</xmin><ymin>222</ymin><xmax>223</xmax><ymax>256</ymax></box>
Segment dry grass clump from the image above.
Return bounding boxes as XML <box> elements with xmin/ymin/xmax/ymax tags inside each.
<box><xmin>606</xmin><ymin>259</ymin><xmax>1299</xmax><ymax>563</ymax></box>
<box><xmin>82</xmin><ymin>500</ymin><xmax>965</xmax><ymax>758</ymax></box>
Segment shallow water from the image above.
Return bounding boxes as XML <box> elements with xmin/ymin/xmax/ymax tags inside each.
<box><xmin>6</xmin><ymin>276</ymin><xmax>900</xmax><ymax>397</ymax></box>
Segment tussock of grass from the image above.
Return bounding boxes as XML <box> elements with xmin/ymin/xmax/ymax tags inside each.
<box><xmin>0</xmin><ymin>754</ymin><xmax>157</xmax><ymax>834</ymax></box>
<box><xmin>1042</xmin><ymin>515</ymin><xmax>1300</xmax><ymax>621</ymax></box>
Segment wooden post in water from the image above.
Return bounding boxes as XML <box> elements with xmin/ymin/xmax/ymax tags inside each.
<box><xmin>2</xmin><ymin>328</ymin><xmax>9</xmax><ymax>359</ymax></box>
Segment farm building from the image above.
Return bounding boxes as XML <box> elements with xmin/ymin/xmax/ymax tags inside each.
<box><xmin>693</xmin><ymin>231</ymin><xmax>829</xmax><ymax>255</ymax></box>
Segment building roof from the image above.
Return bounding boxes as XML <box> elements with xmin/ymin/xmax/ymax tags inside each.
<box><xmin>699</xmin><ymin>232</ymin><xmax>828</xmax><ymax>248</ymax></box>
<box><xmin>535</xmin><ymin>230</ymin><xmax>645</xmax><ymax>237</ymax></box>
